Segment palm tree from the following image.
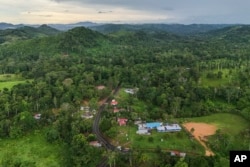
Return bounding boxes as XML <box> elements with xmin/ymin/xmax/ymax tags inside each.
<box><xmin>104</xmin><ymin>150</ymin><xmax>117</xmax><ymax>167</ymax></box>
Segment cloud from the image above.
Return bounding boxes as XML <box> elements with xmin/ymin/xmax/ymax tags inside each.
<box><xmin>1</xmin><ymin>0</ymin><xmax>250</xmax><ymax>24</ymax></box>
<box><xmin>98</xmin><ymin>11</ymin><xmax>113</xmax><ymax>14</ymax></box>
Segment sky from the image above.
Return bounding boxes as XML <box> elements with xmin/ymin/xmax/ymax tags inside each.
<box><xmin>0</xmin><ymin>0</ymin><xmax>250</xmax><ymax>24</ymax></box>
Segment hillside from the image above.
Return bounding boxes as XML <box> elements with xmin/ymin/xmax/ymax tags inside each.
<box><xmin>90</xmin><ymin>23</ymin><xmax>232</xmax><ymax>35</ymax></box>
<box><xmin>205</xmin><ymin>25</ymin><xmax>250</xmax><ymax>43</ymax></box>
<box><xmin>0</xmin><ymin>25</ymin><xmax>60</xmax><ymax>44</ymax></box>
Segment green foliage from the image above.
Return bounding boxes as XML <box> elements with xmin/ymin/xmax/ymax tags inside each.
<box><xmin>0</xmin><ymin>130</ymin><xmax>64</xmax><ymax>167</ymax></box>
<box><xmin>0</xmin><ymin>25</ymin><xmax>60</xmax><ymax>44</ymax></box>
<box><xmin>0</xmin><ymin>24</ymin><xmax>250</xmax><ymax>166</ymax></box>
<box><xmin>46</xmin><ymin>128</ymin><xmax>60</xmax><ymax>143</ymax></box>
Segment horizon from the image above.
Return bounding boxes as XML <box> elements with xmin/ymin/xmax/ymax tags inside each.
<box><xmin>1</xmin><ymin>21</ymin><xmax>249</xmax><ymax>26</ymax></box>
<box><xmin>1</xmin><ymin>0</ymin><xmax>250</xmax><ymax>25</ymax></box>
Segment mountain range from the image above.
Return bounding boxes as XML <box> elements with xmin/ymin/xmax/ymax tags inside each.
<box><xmin>0</xmin><ymin>21</ymin><xmax>239</xmax><ymax>35</ymax></box>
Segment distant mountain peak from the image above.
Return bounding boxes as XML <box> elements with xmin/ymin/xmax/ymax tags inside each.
<box><xmin>39</xmin><ymin>24</ymin><xmax>50</xmax><ymax>28</ymax></box>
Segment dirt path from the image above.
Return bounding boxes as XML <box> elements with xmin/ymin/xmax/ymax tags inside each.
<box><xmin>183</xmin><ymin>122</ymin><xmax>217</xmax><ymax>156</ymax></box>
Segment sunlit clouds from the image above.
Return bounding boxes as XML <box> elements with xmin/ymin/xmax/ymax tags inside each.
<box><xmin>0</xmin><ymin>0</ymin><xmax>249</xmax><ymax>24</ymax></box>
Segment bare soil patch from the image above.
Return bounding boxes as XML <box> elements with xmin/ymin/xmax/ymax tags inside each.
<box><xmin>183</xmin><ymin>122</ymin><xmax>217</xmax><ymax>156</ymax></box>
<box><xmin>96</xmin><ymin>85</ymin><xmax>106</xmax><ymax>90</ymax></box>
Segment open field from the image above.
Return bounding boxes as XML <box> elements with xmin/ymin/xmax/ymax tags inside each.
<box><xmin>182</xmin><ymin>113</ymin><xmax>250</xmax><ymax>156</ymax></box>
<box><xmin>112</xmin><ymin>125</ymin><xmax>205</xmax><ymax>155</ymax></box>
<box><xmin>0</xmin><ymin>130</ymin><xmax>64</xmax><ymax>167</ymax></box>
<box><xmin>199</xmin><ymin>69</ymin><xmax>235</xmax><ymax>87</ymax></box>
<box><xmin>183</xmin><ymin>113</ymin><xmax>250</xmax><ymax>135</ymax></box>
<box><xmin>0</xmin><ymin>80</ymin><xmax>30</xmax><ymax>90</ymax></box>
<box><xmin>183</xmin><ymin>123</ymin><xmax>217</xmax><ymax>156</ymax></box>
<box><xmin>0</xmin><ymin>74</ymin><xmax>32</xmax><ymax>90</ymax></box>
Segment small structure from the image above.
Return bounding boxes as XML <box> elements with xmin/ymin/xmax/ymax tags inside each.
<box><xmin>157</xmin><ymin>124</ymin><xmax>182</xmax><ymax>132</ymax></box>
<box><xmin>81</xmin><ymin>112</ymin><xmax>93</xmax><ymax>119</ymax></box>
<box><xmin>34</xmin><ymin>113</ymin><xmax>41</xmax><ymax>120</ymax></box>
<box><xmin>146</xmin><ymin>122</ymin><xmax>162</xmax><ymax>129</ymax></box>
<box><xmin>170</xmin><ymin>151</ymin><xmax>186</xmax><ymax>157</ymax></box>
<box><xmin>136</xmin><ymin>129</ymin><xmax>150</xmax><ymax>135</ymax></box>
<box><xmin>89</xmin><ymin>141</ymin><xmax>102</xmax><ymax>147</ymax></box>
<box><xmin>136</xmin><ymin>122</ymin><xmax>182</xmax><ymax>135</ymax></box>
<box><xmin>96</xmin><ymin>85</ymin><xmax>106</xmax><ymax>90</ymax></box>
<box><xmin>79</xmin><ymin>105</ymin><xmax>94</xmax><ymax>119</ymax></box>
<box><xmin>113</xmin><ymin>107</ymin><xmax>119</xmax><ymax>113</ymax></box>
<box><xmin>111</xmin><ymin>99</ymin><xmax>118</xmax><ymax>106</ymax></box>
<box><xmin>118</xmin><ymin>118</ymin><xmax>128</xmax><ymax>126</ymax></box>
<box><xmin>124</xmin><ymin>89</ymin><xmax>135</xmax><ymax>94</ymax></box>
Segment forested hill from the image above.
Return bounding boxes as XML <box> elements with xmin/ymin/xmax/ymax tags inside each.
<box><xmin>0</xmin><ymin>26</ymin><xmax>107</xmax><ymax>60</ymax></box>
<box><xmin>204</xmin><ymin>25</ymin><xmax>250</xmax><ymax>43</ymax></box>
<box><xmin>0</xmin><ymin>25</ymin><xmax>60</xmax><ymax>44</ymax></box>
<box><xmin>90</xmin><ymin>23</ymin><xmax>233</xmax><ymax>35</ymax></box>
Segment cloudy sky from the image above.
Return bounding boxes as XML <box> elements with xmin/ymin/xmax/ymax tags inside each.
<box><xmin>0</xmin><ymin>0</ymin><xmax>250</xmax><ymax>24</ymax></box>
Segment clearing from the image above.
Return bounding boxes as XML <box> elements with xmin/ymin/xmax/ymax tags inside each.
<box><xmin>183</xmin><ymin>122</ymin><xmax>217</xmax><ymax>156</ymax></box>
<box><xmin>0</xmin><ymin>130</ymin><xmax>64</xmax><ymax>167</ymax></box>
<box><xmin>0</xmin><ymin>74</ymin><xmax>32</xmax><ymax>90</ymax></box>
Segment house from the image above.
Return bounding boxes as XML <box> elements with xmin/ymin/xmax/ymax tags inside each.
<box><xmin>34</xmin><ymin>113</ymin><xmax>41</xmax><ymax>120</ymax></box>
<box><xmin>136</xmin><ymin>129</ymin><xmax>150</xmax><ymax>135</ymax></box>
<box><xmin>124</xmin><ymin>89</ymin><xmax>135</xmax><ymax>94</ymax></box>
<box><xmin>170</xmin><ymin>151</ymin><xmax>186</xmax><ymax>157</ymax></box>
<box><xmin>113</xmin><ymin>107</ymin><xmax>119</xmax><ymax>113</ymax></box>
<box><xmin>80</xmin><ymin>106</ymin><xmax>90</xmax><ymax>112</ymax></box>
<box><xmin>118</xmin><ymin>118</ymin><xmax>128</xmax><ymax>126</ymax></box>
<box><xmin>146</xmin><ymin>122</ymin><xmax>162</xmax><ymax>129</ymax></box>
<box><xmin>81</xmin><ymin>112</ymin><xmax>93</xmax><ymax>119</ymax></box>
<box><xmin>89</xmin><ymin>141</ymin><xmax>102</xmax><ymax>147</ymax></box>
<box><xmin>157</xmin><ymin>124</ymin><xmax>182</xmax><ymax>132</ymax></box>
<box><xmin>111</xmin><ymin>99</ymin><xmax>118</xmax><ymax>106</ymax></box>
<box><xmin>96</xmin><ymin>85</ymin><xmax>106</xmax><ymax>90</ymax></box>
<box><xmin>136</xmin><ymin>121</ymin><xmax>182</xmax><ymax>135</ymax></box>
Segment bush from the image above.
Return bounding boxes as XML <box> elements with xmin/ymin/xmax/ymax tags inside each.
<box><xmin>148</xmin><ymin>136</ymin><xmax>154</xmax><ymax>143</ymax></box>
<box><xmin>46</xmin><ymin>128</ymin><xmax>59</xmax><ymax>143</ymax></box>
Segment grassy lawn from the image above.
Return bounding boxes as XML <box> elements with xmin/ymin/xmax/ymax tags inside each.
<box><xmin>0</xmin><ymin>74</ymin><xmax>32</xmax><ymax>90</ymax></box>
<box><xmin>112</xmin><ymin>88</ymin><xmax>204</xmax><ymax>154</ymax></box>
<box><xmin>199</xmin><ymin>69</ymin><xmax>235</xmax><ymax>87</ymax></box>
<box><xmin>113</xmin><ymin>125</ymin><xmax>204</xmax><ymax>155</ymax></box>
<box><xmin>0</xmin><ymin>129</ymin><xmax>64</xmax><ymax>167</ymax></box>
<box><xmin>183</xmin><ymin>113</ymin><xmax>249</xmax><ymax>135</ymax></box>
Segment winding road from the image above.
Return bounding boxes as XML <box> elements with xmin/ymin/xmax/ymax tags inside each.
<box><xmin>93</xmin><ymin>83</ymin><xmax>126</xmax><ymax>167</ymax></box>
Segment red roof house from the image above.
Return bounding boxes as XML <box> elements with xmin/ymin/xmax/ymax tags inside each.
<box><xmin>89</xmin><ymin>141</ymin><xmax>102</xmax><ymax>147</ymax></box>
<box><xmin>118</xmin><ymin>118</ymin><xmax>128</xmax><ymax>126</ymax></box>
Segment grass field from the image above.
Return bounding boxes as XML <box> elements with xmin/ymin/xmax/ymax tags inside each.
<box><xmin>0</xmin><ymin>129</ymin><xmax>64</xmax><ymax>167</ymax></box>
<box><xmin>199</xmin><ymin>69</ymin><xmax>235</xmax><ymax>87</ymax></box>
<box><xmin>113</xmin><ymin>125</ymin><xmax>205</xmax><ymax>155</ymax></box>
<box><xmin>183</xmin><ymin>113</ymin><xmax>249</xmax><ymax>135</ymax></box>
<box><xmin>0</xmin><ymin>74</ymin><xmax>32</xmax><ymax>90</ymax></box>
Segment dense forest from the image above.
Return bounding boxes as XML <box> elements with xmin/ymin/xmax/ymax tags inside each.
<box><xmin>0</xmin><ymin>24</ymin><xmax>250</xmax><ymax>167</ymax></box>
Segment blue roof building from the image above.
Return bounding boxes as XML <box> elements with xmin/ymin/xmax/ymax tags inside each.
<box><xmin>146</xmin><ymin>122</ymin><xmax>162</xmax><ymax>129</ymax></box>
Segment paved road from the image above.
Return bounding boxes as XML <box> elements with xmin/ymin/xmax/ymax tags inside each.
<box><xmin>93</xmin><ymin>83</ymin><xmax>125</xmax><ymax>167</ymax></box>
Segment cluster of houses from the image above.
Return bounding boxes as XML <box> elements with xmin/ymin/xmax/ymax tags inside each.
<box><xmin>136</xmin><ymin>122</ymin><xmax>182</xmax><ymax>135</ymax></box>
<box><xmin>110</xmin><ymin>99</ymin><xmax>129</xmax><ymax>126</ymax></box>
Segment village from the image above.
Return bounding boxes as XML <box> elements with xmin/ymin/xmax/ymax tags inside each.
<box><xmin>62</xmin><ymin>87</ymin><xmax>186</xmax><ymax>157</ymax></box>
<box><xmin>32</xmin><ymin>87</ymin><xmax>189</xmax><ymax>157</ymax></box>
